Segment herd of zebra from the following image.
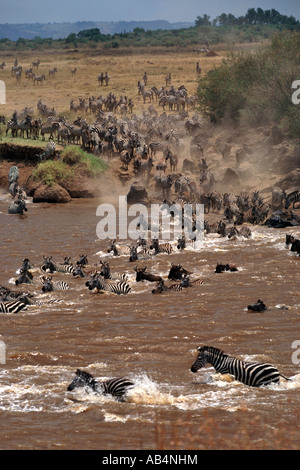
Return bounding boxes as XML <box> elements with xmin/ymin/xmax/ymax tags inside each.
<box><xmin>0</xmin><ymin>224</ymin><xmax>295</xmax><ymax>399</ymax></box>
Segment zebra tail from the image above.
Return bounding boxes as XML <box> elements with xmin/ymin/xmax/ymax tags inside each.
<box><xmin>279</xmin><ymin>373</ymin><xmax>290</xmax><ymax>381</ymax></box>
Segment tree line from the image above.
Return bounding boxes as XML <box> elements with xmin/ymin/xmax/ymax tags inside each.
<box><xmin>196</xmin><ymin>8</ymin><xmax>299</xmax><ymax>27</ymax></box>
<box><xmin>0</xmin><ymin>7</ymin><xmax>299</xmax><ymax>51</ymax></box>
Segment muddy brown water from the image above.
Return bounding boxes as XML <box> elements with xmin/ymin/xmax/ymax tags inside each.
<box><xmin>0</xmin><ymin>192</ymin><xmax>299</xmax><ymax>450</ymax></box>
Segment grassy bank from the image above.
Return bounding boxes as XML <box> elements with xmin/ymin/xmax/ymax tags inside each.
<box><xmin>31</xmin><ymin>146</ymin><xmax>107</xmax><ymax>187</ymax></box>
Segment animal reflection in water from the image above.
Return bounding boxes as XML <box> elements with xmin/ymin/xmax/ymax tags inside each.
<box><xmin>67</xmin><ymin>369</ymin><xmax>134</xmax><ymax>402</ymax></box>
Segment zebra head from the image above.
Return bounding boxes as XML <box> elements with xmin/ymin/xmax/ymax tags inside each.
<box><xmin>42</xmin><ymin>256</ymin><xmax>56</xmax><ymax>273</ymax></box>
<box><xmin>85</xmin><ymin>274</ymin><xmax>105</xmax><ymax>291</ymax></box>
<box><xmin>67</xmin><ymin>369</ymin><xmax>97</xmax><ymax>392</ymax></box>
<box><xmin>41</xmin><ymin>276</ymin><xmax>54</xmax><ymax>292</ymax></box>
<box><xmin>191</xmin><ymin>346</ymin><xmax>222</xmax><ymax>373</ymax></box>
<box><xmin>99</xmin><ymin>260</ymin><xmax>111</xmax><ymax>278</ymax></box>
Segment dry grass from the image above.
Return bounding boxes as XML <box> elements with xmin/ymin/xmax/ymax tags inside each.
<box><xmin>0</xmin><ymin>46</ymin><xmax>228</xmax><ymax>120</ymax></box>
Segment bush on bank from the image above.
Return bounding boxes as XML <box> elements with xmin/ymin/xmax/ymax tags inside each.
<box><xmin>196</xmin><ymin>31</ymin><xmax>300</xmax><ymax>138</ymax></box>
<box><xmin>32</xmin><ymin>146</ymin><xmax>107</xmax><ymax>186</ymax></box>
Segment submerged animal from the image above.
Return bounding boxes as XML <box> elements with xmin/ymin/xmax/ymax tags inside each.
<box><xmin>247</xmin><ymin>299</ymin><xmax>267</xmax><ymax>312</ymax></box>
<box><xmin>67</xmin><ymin>369</ymin><xmax>134</xmax><ymax>402</ymax></box>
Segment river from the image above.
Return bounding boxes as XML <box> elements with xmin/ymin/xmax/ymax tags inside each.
<box><xmin>0</xmin><ymin>193</ymin><xmax>299</xmax><ymax>450</ymax></box>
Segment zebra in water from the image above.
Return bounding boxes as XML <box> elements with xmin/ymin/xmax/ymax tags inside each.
<box><xmin>150</xmin><ymin>238</ymin><xmax>173</xmax><ymax>255</ymax></box>
<box><xmin>285</xmin><ymin>190</ymin><xmax>300</xmax><ymax>209</ymax></box>
<box><xmin>67</xmin><ymin>369</ymin><xmax>134</xmax><ymax>402</ymax></box>
<box><xmin>190</xmin><ymin>346</ymin><xmax>290</xmax><ymax>387</ymax></box>
<box><xmin>41</xmin><ymin>256</ymin><xmax>75</xmax><ymax>274</ymax></box>
<box><xmin>86</xmin><ymin>273</ymin><xmax>131</xmax><ymax>295</ymax></box>
<box><xmin>0</xmin><ymin>300</ymin><xmax>27</xmax><ymax>313</ymax></box>
<box><xmin>99</xmin><ymin>260</ymin><xmax>128</xmax><ymax>281</ymax></box>
<box><xmin>40</xmin><ymin>276</ymin><xmax>70</xmax><ymax>292</ymax></box>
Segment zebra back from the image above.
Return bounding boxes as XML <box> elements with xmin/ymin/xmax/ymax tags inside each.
<box><xmin>191</xmin><ymin>346</ymin><xmax>284</xmax><ymax>387</ymax></box>
<box><xmin>0</xmin><ymin>300</ymin><xmax>27</xmax><ymax>313</ymax></box>
<box><xmin>99</xmin><ymin>377</ymin><xmax>134</xmax><ymax>401</ymax></box>
<box><xmin>105</xmin><ymin>280</ymin><xmax>131</xmax><ymax>295</ymax></box>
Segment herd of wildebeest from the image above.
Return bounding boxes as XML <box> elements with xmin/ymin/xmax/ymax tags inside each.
<box><xmin>1</xmin><ymin>57</ymin><xmax>300</xmax><ymax>250</ymax></box>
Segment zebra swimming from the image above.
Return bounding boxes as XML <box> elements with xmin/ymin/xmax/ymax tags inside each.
<box><xmin>0</xmin><ymin>300</ymin><xmax>27</xmax><ymax>313</ymax></box>
<box><xmin>67</xmin><ymin>369</ymin><xmax>134</xmax><ymax>402</ymax></box>
<box><xmin>85</xmin><ymin>273</ymin><xmax>131</xmax><ymax>295</ymax></box>
<box><xmin>190</xmin><ymin>346</ymin><xmax>290</xmax><ymax>387</ymax></box>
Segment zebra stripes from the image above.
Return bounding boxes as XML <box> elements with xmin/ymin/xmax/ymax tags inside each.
<box><xmin>0</xmin><ymin>300</ymin><xmax>27</xmax><ymax>313</ymax></box>
<box><xmin>150</xmin><ymin>239</ymin><xmax>173</xmax><ymax>255</ymax></box>
<box><xmin>67</xmin><ymin>369</ymin><xmax>134</xmax><ymax>401</ymax></box>
<box><xmin>40</xmin><ymin>276</ymin><xmax>70</xmax><ymax>292</ymax></box>
<box><xmin>191</xmin><ymin>346</ymin><xmax>289</xmax><ymax>387</ymax></box>
<box><xmin>99</xmin><ymin>377</ymin><xmax>135</xmax><ymax>400</ymax></box>
<box><xmin>106</xmin><ymin>280</ymin><xmax>131</xmax><ymax>295</ymax></box>
<box><xmin>86</xmin><ymin>273</ymin><xmax>131</xmax><ymax>295</ymax></box>
<box><xmin>285</xmin><ymin>190</ymin><xmax>300</xmax><ymax>209</ymax></box>
<box><xmin>149</xmin><ymin>141</ymin><xmax>164</xmax><ymax>157</ymax></box>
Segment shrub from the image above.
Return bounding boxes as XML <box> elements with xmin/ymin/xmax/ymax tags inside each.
<box><xmin>196</xmin><ymin>31</ymin><xmax>300</xmax><ymax>137</ymax></box>
<box><xmin>32</xmin><ymin>160</ymin><xmax>74</xmax><ymax>187</ymax></box>
<box><xmin>32</xmin><ymin>147</ymin><xmax>107</xmax><ymax>186</ymax></box>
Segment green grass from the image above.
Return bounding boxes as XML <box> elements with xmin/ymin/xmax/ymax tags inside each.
<box><xmin>32</xmin><ymin>146</ymin><xmax>107</xmax><ymax>186</ymax></box>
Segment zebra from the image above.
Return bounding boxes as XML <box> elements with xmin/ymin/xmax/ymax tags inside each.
<box><xmin>86</xmin><ymin>273</ymin><xmax>131</xmax><ymax>295</ymax></box>
<box><xmin>151</xmin><ymin>280</ymin><xmax>183</xmax><ymax>294</ymax></box>
<box><xmin>180</xmin><ymin>275</ymin><xmax>205</xmax><ymax>288</ymax></box>
<box><xmin>0</xmin><ymin>300</ymin><xmax>27</xmax><ymax>313</ymax></box>
<box><xmin>40</xmin><ymin>276</ymin><xmax>69</xmax><ymax>292</ymax></box>
<box><xmin>190</xmin><ymin>346</ymin><xmax>290</xmax><ymax>387</ymax></box>
<box><xmin>67</xmin><ymin>369</ymin><xmax>134</xmax><ymax>402</ymax></box>
<box><xmin>149</xmin><ymin>141</ymin><xmax>164</xmax><ymax>157</ymax></box>
<box><xmin>8</xmin><ymin>198</ymin><xmax>27</xmax><ymax>215</ymax></box>
<box><xmin>285</xmin><ymin>190</ymin><xmax>300</xmax><ymax>209</ymax></box>
<box><xmin>107</xmin><ymin>240</ymin><xmax>130</xmax><ymax>257</ymax></box>
<box><xmin>150</xmin><ymin>238</ymin><xmax>173</xmax><ymax>255</ymax></box>
<box><xmin>99</xmin><ymin>261</ymin><xmax>128</xmax><ymax>281</ymax></box>
<box><xmin>41</xmin><ymin>256</ymin><xmax>75</xmax><ymax>274</ymax></box>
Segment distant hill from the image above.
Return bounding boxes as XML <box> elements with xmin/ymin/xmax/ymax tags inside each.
<box><xmin>0</xmin><ymin>20</ymin><xmax>194</xmax><ymax>41</ymax></box>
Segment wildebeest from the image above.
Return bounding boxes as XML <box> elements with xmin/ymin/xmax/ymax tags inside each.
<box><xmin>247</xmin><ymin>299</ymin><xmax>267</xmax><ymax>312</ymax></box>
<box><xmin>215</xmin><ymin>263</ymin><xmax>238</xmax><ymax>273</ymax></box>
<box><xmin>168</xmin><ymin>263</ymin><xmax>191</xmax><ymax>280</ymax></box>
<box><xmin>286</xmin><ymin>234</ymin><xmax>300</xmax><ymax>256</ymax></box>
<box><xmin>134</xmin><ymin>266</ymin><xmax>162</xmax><ymax>283</ymax></box>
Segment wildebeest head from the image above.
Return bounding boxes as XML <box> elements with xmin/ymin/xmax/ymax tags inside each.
<box><xmin>134</xmin><ymin>266</ymin><xmax>147</xmax><ymax>282</ymax></box>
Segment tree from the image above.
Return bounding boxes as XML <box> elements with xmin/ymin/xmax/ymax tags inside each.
<box><xmin>195</xmin><ymin>15</ymin><xmax>211</xmax><ymax>26</ymax></box>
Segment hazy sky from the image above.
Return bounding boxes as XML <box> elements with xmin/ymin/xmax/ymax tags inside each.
<box><xmin>0</xmin><ymin>0</ymin><xmax>299</xmax><ymax>24</ymax></box>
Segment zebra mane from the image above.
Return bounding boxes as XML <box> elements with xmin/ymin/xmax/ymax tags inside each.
<box><xmin>75</xmin><ymin>369</ymin><xmax>97</xmax><ymax>387</ymax></box>
<box><xmin>198</xmin><ymin>346</ymin><xmax>229</xmax><ymax>357</ymax></box>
